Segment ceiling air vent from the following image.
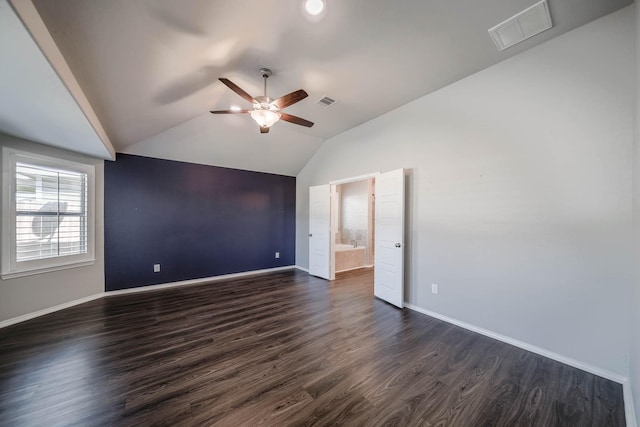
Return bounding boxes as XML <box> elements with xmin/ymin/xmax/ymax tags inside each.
<box><xmin>488</xmin><ymin>0</ymin><xmax>552</xmax><ymax>51</ymax></box>
<box><xmin>316</xmin><ymin>96</ymin><xmax>336</xmax><ymax>108</ymax></box>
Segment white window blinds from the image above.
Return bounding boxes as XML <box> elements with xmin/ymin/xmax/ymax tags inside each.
<box><xmin>15</xmin><ymin>162</ymin><xmax>88</xmax><ymax>262</ymax></box>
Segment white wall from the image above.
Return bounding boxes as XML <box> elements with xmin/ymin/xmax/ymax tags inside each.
<box><xmin>0</xmin><ymin>134</ymin><xmax>105</xmax><ymax>323</ymax></box>
<box><xmin>631</xmin><ymin>2</ymin><xmax>640</xmax><ymax>423</ymax></box>
<box><xmin>297</xmin><ymin>8</ymin><xmax>634</xmax><ymax>376</ymax></box>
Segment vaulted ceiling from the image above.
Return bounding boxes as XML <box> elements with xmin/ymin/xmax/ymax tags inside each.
<box><xmin>0</xmin><ymin>0</ymin><xmax>633</xmax><ymax>175</ymax></box>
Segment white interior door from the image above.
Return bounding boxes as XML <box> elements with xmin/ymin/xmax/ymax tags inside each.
<box><xmin>309</xmin><ymin>184</ymin><xmax>331</xmax><ymax>280</ymax></box>
<box><xmin>330</xmin><ymin>185</ymin><xmax>339</xmax><ymax>279</ymax></box>
<box><xmin>374</xmin><ymin>169</ymin><xmax>405</xmax><ymax>308</ymax></box>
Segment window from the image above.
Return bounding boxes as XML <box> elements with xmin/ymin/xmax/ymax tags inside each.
<box><xmin>2</xmin><ymin>147</ymin><xmax>95</xmax><ymax>279</ymax></box>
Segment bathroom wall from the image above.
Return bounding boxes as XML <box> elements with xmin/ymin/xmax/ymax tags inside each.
<box><xmin>339</xmin><ymin>180</ymin><xmax>368</xmax><ymax>246</ymax></box>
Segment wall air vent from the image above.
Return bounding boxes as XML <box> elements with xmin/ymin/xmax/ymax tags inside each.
<box><xmin>488</xmin><ymin>0</ymin><xmax>552</xmax><ymax>51</ymax></box>
<box><xmin>316</xmin><ymin>96</ymin><xmax>336</xmax><ymax>108</ymax></box>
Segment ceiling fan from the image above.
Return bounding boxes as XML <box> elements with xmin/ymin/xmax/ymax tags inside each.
<box><xmin>210</xmin><ymin>68</ymin><xmax>314</xmax><ymax>134</ymax></box>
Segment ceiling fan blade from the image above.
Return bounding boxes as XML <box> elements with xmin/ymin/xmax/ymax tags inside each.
<box><xmin>260</xmin><ymin>126</ymin><xmax>270</xmax><ymax>134</ymax></box>
<box><xmin>280</xmin><ymin>113</ymin><xmax>314</xmax><ymax>128</ymax></box>
<box><xmin>210</xmin><ymin>109</ymin><xmax>251</xmax><ymax>114</ymax></box>
<box><xmin>272</xmin><ymin>90</ymin><xmax>308</xmax><ymax>109</ymax></box>
<box><xmin>219</xmin><ymin>78</ymin><xmax>256</xmax><ymax>104</ymax></box>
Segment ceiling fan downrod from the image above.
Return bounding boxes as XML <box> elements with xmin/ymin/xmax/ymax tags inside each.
<box><xmin>259</xmin><ymin>67</ymin><xmax>271</xmax><ymax>99</ymax></box>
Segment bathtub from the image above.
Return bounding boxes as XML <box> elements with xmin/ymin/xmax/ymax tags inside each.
<box><xmin>335</xmin><ymin>243</ymin><xmax>367</xmax><ymax>272</ymax></box>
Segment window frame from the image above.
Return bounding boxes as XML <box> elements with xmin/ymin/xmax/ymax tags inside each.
<box><xmin>2</xmin><ymin>147</ymin><xmax>95</xmax><ymax>279</ymax></box>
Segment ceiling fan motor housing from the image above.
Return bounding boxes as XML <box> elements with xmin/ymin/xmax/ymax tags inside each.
<box><xmin>254</xmin><ymin>96</ymin><xmax>277</xmax><ymax>111</ymax></box>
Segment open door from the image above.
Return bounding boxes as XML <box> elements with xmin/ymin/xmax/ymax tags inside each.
<box><xmin>309</xmin><ymin>184</ymin><xmax>332</xmax><ymax>280</ymax></box>
<box><xmin>374</xmin><ymin>169</ymin><xmax>405</xmax><ymax>308</ymax></box>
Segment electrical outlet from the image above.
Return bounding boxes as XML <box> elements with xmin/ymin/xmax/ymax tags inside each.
<box><xmin>431</xmin><ymin>283</ymin><xmax>438</xmax><ymax>294</ymax></box>
<box><xmin>153</xmin><ymin>264</ymin><xmax>160</xmax><ymax>273</ymax></box>
<box><xmin>275</xmin><ymin>252</ymin><xmax>280</xmax><ymax>259</ymax></box>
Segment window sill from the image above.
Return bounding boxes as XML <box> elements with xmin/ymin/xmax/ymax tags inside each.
<box><xmin>1</xmin><ymin>259</ymin><xmax>96</xmax><ymax>280</ymax></box>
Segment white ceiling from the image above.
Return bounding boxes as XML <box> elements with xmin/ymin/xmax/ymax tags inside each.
<box><xmin>1</xmin><ymin>0</ymin><xmax>632</xmax><ymax>175</ymax></box>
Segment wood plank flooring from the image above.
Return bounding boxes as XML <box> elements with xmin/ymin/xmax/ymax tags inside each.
<box><xmin>0</xmin><ymin>269</ymin><xmax>626</xmax><ymax>426</ymax></box>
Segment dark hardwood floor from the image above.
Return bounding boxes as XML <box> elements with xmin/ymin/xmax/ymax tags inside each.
<box><xmin>0</xmin><ymin>269</ymin><xmax>625</xmax><ymax>426</ymax></box>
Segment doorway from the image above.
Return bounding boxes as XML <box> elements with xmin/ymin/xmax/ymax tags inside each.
<box><xmin>331</xmin><ymin>177</ymin><xmax>375</xmax><ymax>275</ymax></box>
<box><xmin>309</xmin><ymin>169</ymin><xmax>405</xmax><ymax>308</ymax></box>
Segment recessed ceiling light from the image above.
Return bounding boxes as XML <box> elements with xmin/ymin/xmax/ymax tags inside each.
<box><xmin>304</xmin><ymin>0</ymin><xmax>325</xmax><ymax>16</ymax></box>
<box><xmin>230</xmin><ymin>105</ymin><xmax>242</xmax><ymax>111</ymax></box>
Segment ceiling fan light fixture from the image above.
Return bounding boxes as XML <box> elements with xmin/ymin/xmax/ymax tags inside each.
<box><xmin>304</xmin><ymin>0</ymin><xmax>325</xmax><ymax>16</ymax></box>
<box><xmin>251</xmin><ymin>109</ymin><xmax>282</xmax><ymax>128</ymax></box>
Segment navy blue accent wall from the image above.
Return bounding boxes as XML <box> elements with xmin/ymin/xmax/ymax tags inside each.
<box><xmin>104</xmin><ymin>154</ymin><xmax>295</xmax><ymax>291</ymax></box>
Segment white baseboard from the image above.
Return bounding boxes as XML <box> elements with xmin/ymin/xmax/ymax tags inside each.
<box><xmin>624</xmin><ymin>382</ymin><xmax>638</xmax><ymax>427</ymax></box>
<box><xmin>0</xmin><ymin>266</ymin><xmax>297</xmax><ymax>328</ymax></box>
<box><xmin>403</xmin><ymin>303</ymin><xmax>628</xmax><ymax>385</ymax></box>
<box><xmin>406</xmin><ymin>303</ymin><xmax>638</xmax><ymax>424</ymax></box>
<box><xmin>0</xmin><ymin>293</ymin><xmax>104</xmax><ymax>329</ymax></box>
<box><xmin>295</xmin><ymin>265</ymin><xmax>309</xmax><ymax>273</ymax></box>
<box><xmin>106</xmin><ymin>266</ymin><xmax>297</xmax><ymax>296</ymax></box>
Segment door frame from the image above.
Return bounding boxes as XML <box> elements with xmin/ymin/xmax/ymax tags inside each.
<box><xmin>329</xmin><ymin>172</ymin><xmax>379</xmax><ymax>186</ymax></box>
<box><xmin>329</xmin><ymin>172</ymin><xmax>379</xmax><ymax>281</ymax></box>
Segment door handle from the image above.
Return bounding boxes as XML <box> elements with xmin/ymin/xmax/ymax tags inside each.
<box><xmin>395</xmin><ymin>243</ymin><xmax>401</xmax><ymax>248</ymax></box>
<box><xmin>309</xmin><ymin>234</ymin><xmax>313</xmax><ymax>237</ymax></box>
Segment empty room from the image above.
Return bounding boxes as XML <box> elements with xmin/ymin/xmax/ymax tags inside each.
<box><xmin>1</xmin><ymin>0</ymin><xmax>640</xmax><ymax>425</ymax></box>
